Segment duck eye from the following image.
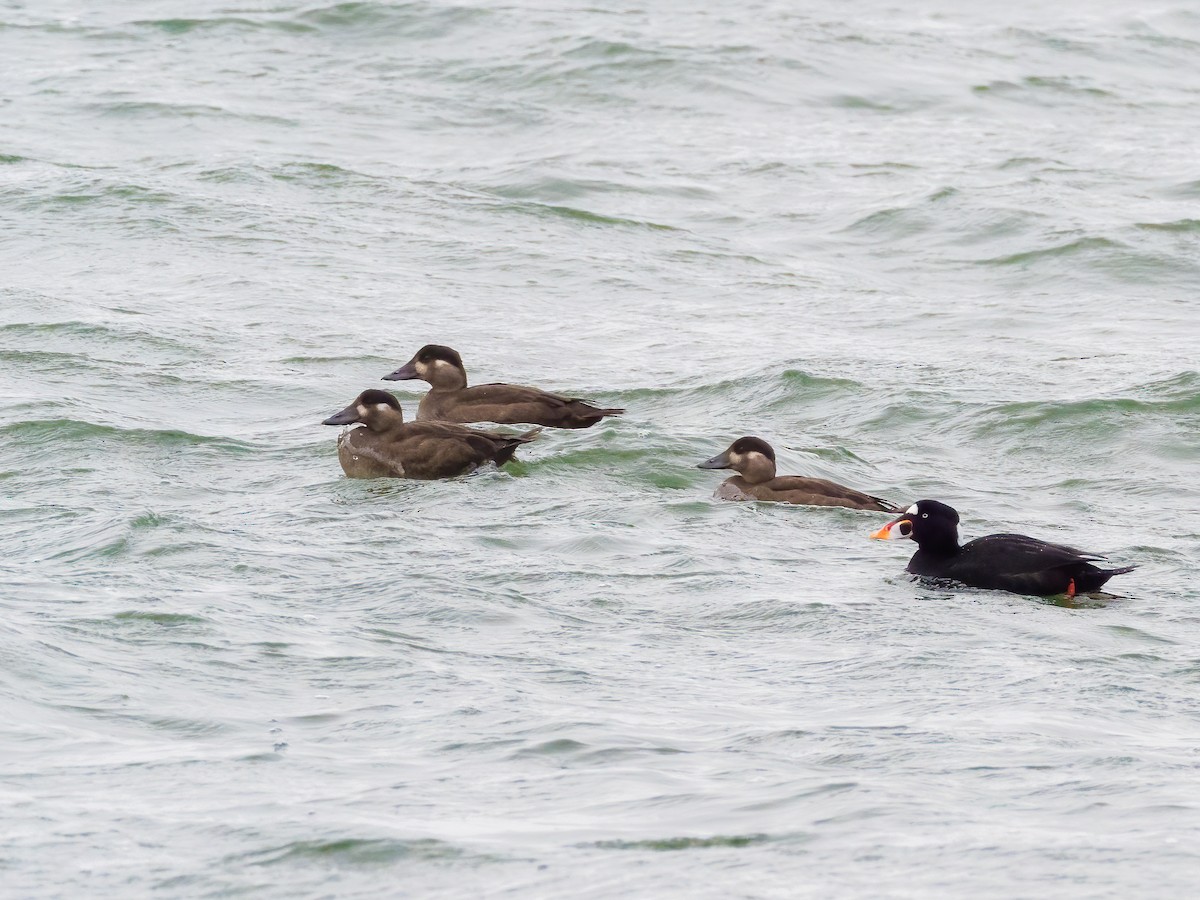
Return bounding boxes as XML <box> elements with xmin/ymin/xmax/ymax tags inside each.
<box><xmin>921</xmin><ymin>513</ymin><xmax>928</xmax><ymax>518</ymax></box>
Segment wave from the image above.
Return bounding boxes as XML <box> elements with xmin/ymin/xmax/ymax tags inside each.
<box><xmin>0</xmin><ymin>418</ymin><xmax>256</xmax><ymax>453</ymax></box>
<box><xmin>236</xmin><ymin>836</ymin><xmax>477</xmax><ymax>867</ymax></box>
<box><xmin>296</xmin><ymin>2</ymin><xmax>488</xmax><ymax>38</ymax></box>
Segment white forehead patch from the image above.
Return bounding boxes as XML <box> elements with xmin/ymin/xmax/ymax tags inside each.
<box><xmin>905</xmin><ymin>504</ymin><xmax>919</xmax><ymax>515</ymax></box>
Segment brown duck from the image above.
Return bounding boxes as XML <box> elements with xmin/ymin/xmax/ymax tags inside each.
<box><xmin>322</xmin><ymin>389</ymin><xmax>538</xmax><ymax>479</ymax></box>
<box><xmin>382</xmin><ymin>344</ymin><xmax>623</xmax><ymax>429</ymax></box>
<box><xmin>698</xmin><ymin>436</ymin><xmax>899</xmax><ymax>511</ymax></box>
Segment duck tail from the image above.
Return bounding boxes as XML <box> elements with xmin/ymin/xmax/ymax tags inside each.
<box><xmin>569</xmin><ymin>401</ymin><xmax>624</xmax><ymax>424</ymax></box>
<box><xmin>1078</xmin><ymin>563</ymin><xmax>1137</xmax><ymax>592</ymax></box>
<box><xmin>493</xmin><ymin>428</ymin><xmax>540</xmax><ymax>467</ymax></box>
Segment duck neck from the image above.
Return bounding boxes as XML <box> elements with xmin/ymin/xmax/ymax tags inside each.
<box><xmin>426</xmin><ymin>361</ymin><xmax>468</xmax><ymax>391</ymax></box>
<box><xmin>738</xmin><ymin>455</ymin><xmax>777</xmax><ymax>485</ymax></box>
<box><xmin>914</xmin><ymin>531</ymin><xmax>960</xmax><ymax>558</ymax></box>
<box><xmin>363</xmin><ymin>408</ymin><xmax>406</xmax><ymax>433</ymax></box>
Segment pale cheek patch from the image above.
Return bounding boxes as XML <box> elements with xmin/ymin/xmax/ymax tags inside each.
<box><xmin>375</xmin><ymin>403</ymin><xmax>391</xmax><ymax>412</ymax></box>
<box><xmin>356</xmin><ymin>405</ymin><xmax>368</xmax><ymax>418</ymax></box>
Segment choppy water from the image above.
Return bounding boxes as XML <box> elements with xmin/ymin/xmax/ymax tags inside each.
<box><xmin>3</xmin><ymin>1</ymin><xmax>1199</xmax><ymax>896</ymax></box>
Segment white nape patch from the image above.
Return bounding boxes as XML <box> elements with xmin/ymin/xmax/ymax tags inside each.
<box><xmin>905</xmin><ymin>504</ymin><xmax>919</xmax><ymax>515</ymax></box>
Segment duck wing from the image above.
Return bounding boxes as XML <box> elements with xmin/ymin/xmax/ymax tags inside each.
<box><xmin>763</xmin><ymin>476</ymin><xmax>899</xmax><ymax>512</ymax></box>
<box><xmin>911</xmin><ymin>534</ymin><xmax>1134</xmax><ymax>596</ymax></box>
<box><xmin>428</xmin><ymin>383</ymin><xmax>623</xmax><ymax>428</ymax></box>
<box><xmin>959</xmin><ymin>533</ymin><xmax>1104</xmax><ymax>573</ymax></box>
<box><xmin>393</xmin><ymin>422</ymin><xmax>535</xmax><ymax>478</ymax></box>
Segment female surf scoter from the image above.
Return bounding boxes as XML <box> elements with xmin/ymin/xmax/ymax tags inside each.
<box><xmin>322</xmin><ymin>389</ymin><xmax>538</xmax><ymax>479</ymax></box>
<box><xmin>870</xmin><ymin>499</ymin><xmax>1135</xmax><ymax>597</ymax></box>
<box><xmin>382</xmin><ymin>344</ymin><xmax>623</xmax><ymax>428</ymax></box>
<box><xmin>697</xmin><ymin>436</ymin><xmax>900</xmax><ymax>512</ymax></box>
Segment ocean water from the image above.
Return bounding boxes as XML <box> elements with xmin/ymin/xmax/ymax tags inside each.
<box><xmin>2</xmin><ymin>0</ymin><xmax>1199</xmax><ymax>896</ymax></box>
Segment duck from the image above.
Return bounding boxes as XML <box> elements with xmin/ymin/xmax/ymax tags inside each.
<box><xmin>697</xmin><ymin>436</ymin><xmax>900</xmax><ymax>511</ymax></box>
<box><xmin>870</xmin><ymin>499</ymin><xmax>1136</xmax><ymax>597</ymax></box>
<box><xmin>382</xmin><ymin>344</ymin><xmax>623</xmax><ymax>429</ymax></box>
<box><xmin>322</xmin><ymin>389</ymin><xmax>538</xmax><ymax>479</ymax></box>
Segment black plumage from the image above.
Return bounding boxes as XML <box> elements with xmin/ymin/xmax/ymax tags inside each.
<box><xmin>871</xmin><ymin>499</ymin><xmax>1135</xmax><ymax>596</ymax></box>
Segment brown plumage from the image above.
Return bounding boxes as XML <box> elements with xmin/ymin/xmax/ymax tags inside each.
<box><xmin>382</xmin><ymin>344</ymin><xmax>623</xmax><ymax>429</ymax></box>
<box><xmin>322</xmin><ymin>389</ymin><xmax>538</xmax><ymax>480</ymax></box>
<box><xmin>697</xmin><ymin>436</ymin><xmax>899</xmax><ymax>512</ymax></box>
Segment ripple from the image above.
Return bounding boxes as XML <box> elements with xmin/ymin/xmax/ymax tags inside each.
<box><xmin>978</xmin><ymin>236</ymin><xmax>1123</xmax><ymax>267</ymax></box>
<box><xmin>108</xmin><ymin>611</ymin><xmax>209</xmax><ymax>627</ymax></box>
<box><xmin>0</xmin><ymin>320</ymin><xmax>195</xmax><ymax>357</ymax></box>
<box><xmin>87</xmin><ymin>101</ymin><xmax>296</xmax><ymax>127</ymax></box>
<box><xmin>239</xmin><ymin>837</ymin><xmax>473</xmax><ymax>867</ymax></box>
<box><xmin>131</xmin><ymin>17</ymin><xmax>314</xmax><ymax>36</ymax></box>
<box><xmin>588</xmin><ymin>833</ymin><xmax>776</xmax><ymax>851</ymax></box>
<box><xmin>1135</xmin><ymin>219</ymin><xmax>1200</xmax><ymax>233</ymax></box>
<box><xmin>972</xmin><ymin>76</ymin><xmax>1117</xmax><ymax>103</ymax></box>
<box><xmin>296</xmin><ymin>2</ymin><xmax>488</xmax><ymax>39</ymax></box>
<box><xmin>0</xmin><ymin>419</ymin><xmax>255</xmax><ymax>452</ymax></box>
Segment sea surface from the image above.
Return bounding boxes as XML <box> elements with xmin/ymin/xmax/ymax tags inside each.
<box><xmin>2</xmin><ymin>1</ymin><xmax>1199</xmax><ymax>896</ymax></box>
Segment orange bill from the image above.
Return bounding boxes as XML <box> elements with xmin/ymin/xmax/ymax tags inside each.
<box><xmin>870</xmin><ymin>516</ymin><xmax>911</xmax><ymax>540</ymax></box>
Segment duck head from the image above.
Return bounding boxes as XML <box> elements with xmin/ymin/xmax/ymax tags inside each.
<box><xmin>383</xmin><ymin>344</ymin><xmax>467</xmax><ymax>390</ymax></box>
<box><xmin>871</xmin><ymin>499</ymin><xmax>962</xmax><ymax>553</ymax></box>
<box><xmin>697</xmin><ymin>436</ymin><xmax>777</xmax><ymax>485</ymax></box>
<box><xmin>323</xmin><ymin>389</ymin><xmax>405</xmax><ymax>432</ymax></box>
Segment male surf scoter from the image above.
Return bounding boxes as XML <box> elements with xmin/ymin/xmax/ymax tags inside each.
<box><xmin>322</xmin><ymin>389</ymin><xmax>538</xmax><ymax>479</ymax></box>
<box><xmin>697</xmin><ymin>436</ymin><xmax>900</xmax><ymax>512</ymax></box>
<box><xmin>382</xmin><ymin>344</ymin><xmax>623</xmax><ymax>428</ymax></box>
<box><xmin>870</xmin><ymin>499</ymin><xmax>1135</xmax><ymax>597</ymax></box>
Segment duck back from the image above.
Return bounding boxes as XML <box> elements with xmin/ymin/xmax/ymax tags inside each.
<box><xmin>418</xmin><ymin>383</ymin><xmax>622</xmax><ymax>428</ymax></box>
<box><xmin>729</xmin><ymin>475</ymin><xmax>899</xmax><ymax>511</ymax></box>
<box><xmin>336</xmin><ymin>421</ymin><xmax>537</xmax><ymax>480</ymax></box>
